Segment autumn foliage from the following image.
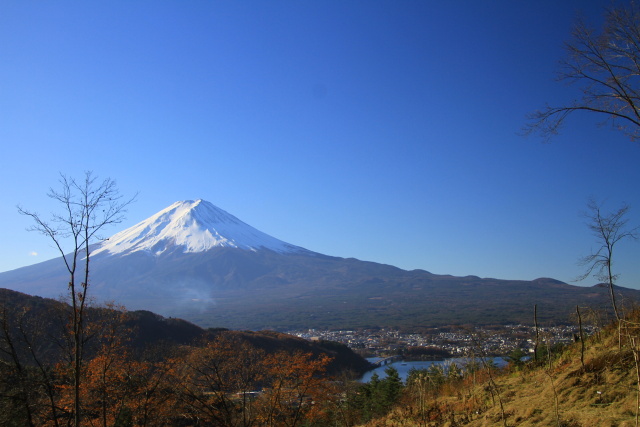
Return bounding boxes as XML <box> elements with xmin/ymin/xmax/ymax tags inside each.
<box><xmin>0</xmin><ymin>300</ymin><xmax>347</xmax><ymax>427</ymax></box>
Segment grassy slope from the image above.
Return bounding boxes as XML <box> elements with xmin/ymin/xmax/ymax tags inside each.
<box><xmin>366</xmin><ymin>318</ymin><xmax>640</xmax><ymax>426</ymax></box>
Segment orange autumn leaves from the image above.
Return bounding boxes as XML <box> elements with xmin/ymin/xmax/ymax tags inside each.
<box><xmin>175</xmin><ymin>335</ymin><xmax>334</xmax><ymax>426</ymax></box>
<box><xmin>52</xmin><ymin>334</ymin><xmax>334</xmax><ymax>426</ymax></box>
<box><xmin>1</xmin><ymin>300</ymin><xmax>340</xmax><ymax>426</ymax></box>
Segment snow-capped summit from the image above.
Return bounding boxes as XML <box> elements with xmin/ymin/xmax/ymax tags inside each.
<box><xmin>92</xmin><ymin>199</ymin><xmax>307</xmax><ymax>256</ymax></box>
<box><xmin>0</xmin><ymin>199</ymin><xmax>630</xmax><ymax>332</ymax></box>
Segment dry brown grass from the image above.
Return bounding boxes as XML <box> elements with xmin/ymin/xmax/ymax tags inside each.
<box><xmin>363</xmin><ymin>316</ymin><xmax>640</xmax><ymax>426</ymax></box>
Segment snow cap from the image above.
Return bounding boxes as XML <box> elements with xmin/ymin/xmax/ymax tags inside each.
<box><xmin>93</xmin><ymin>199</ymin><xmax>305</xmax><ymax>256</ymax></box>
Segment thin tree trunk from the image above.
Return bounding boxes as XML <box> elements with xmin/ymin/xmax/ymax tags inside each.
<box><xmin>608</xmin><ymin>258</ymin><xmax>624</xmax><ymax>351</ymax></box>
<box><xmin>1</xmin><ymin>310</ymin><xmax>36</xmax><ymax>427</ymax></box>
<box><xmin>608</xmin><ymin>259</ymin><xmax>620</xmax><ymax>321</ymax></box>
<box><xmin>629</xmin><ymin>335</ymin><xmax>640</xmax><ymax>427</ymax></box>
<box><xmin>576</xmin><ymin>305</ymin><xmax>585</xmax><ymax>371</ymax></box>
<box><xmin>546</xmin><ymin>339</ymin><xmax>561</xmax><ymax>426</ymax></box>
<box><xmin>534</xmin><ymin>304</ymin><xmax>539</xmax><ymax>363</ymax></box>
<box><xmin>481</xmin><ymin>357</ymin><xmax>506</xmax><ymax>427</ymax></box>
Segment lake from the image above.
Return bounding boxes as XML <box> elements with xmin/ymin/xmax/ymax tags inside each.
<box><xmin>360</xmin><ymin>357</ymin><xmax>506</xmax><ymax>383</ymax></box>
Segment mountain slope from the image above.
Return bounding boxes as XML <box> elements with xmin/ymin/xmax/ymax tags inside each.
<box><xmin>93</xmin><ymin>199</ymin><xmax>308</xmax><ymax>256</ymax></box>
<box><xmin>1</xmin><ymin>200</ymin><xmax>638</xmax><ymax>330</ymax></box>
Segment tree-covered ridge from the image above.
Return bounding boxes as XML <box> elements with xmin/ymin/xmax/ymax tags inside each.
<box><xmin>0</xmin><ymin>287</ymin><xmax>374</xmax><ymax>426</ymax></box>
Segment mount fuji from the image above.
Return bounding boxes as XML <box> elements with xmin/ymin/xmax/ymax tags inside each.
<box><xmin>1</xmin><ymin>200</ymin><xmax>638</xmax><ymax>330</ymax></box>
<box><xmin>92</xmin><ymin>199</ymin><xmax>310</xmax><ymax>257</ymax></box>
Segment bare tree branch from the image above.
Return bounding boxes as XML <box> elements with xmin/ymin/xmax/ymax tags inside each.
<box><xmin>577</xmin><ymin>199</ymin><xmax>639</xmax><ymax>321</ymax></box>
<box><xmin>17</xmin><ymin>171</ymin><xmax>136</xmax><ymax>427</ymax></box>
<box><xmin>525</xmin><ymin>4</ymin><xmax>640</xmax><ymax>142</ymax></box>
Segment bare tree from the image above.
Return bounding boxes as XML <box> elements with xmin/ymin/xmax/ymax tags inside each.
<box><xmin>577</xmin><ymin>199</ymin><xmax>638</xmax><ymax>321</ymax></box>
<box><xmin>17</xmin><ymin>171</ymin><xmax>135</xmax><ymax>427</ymax></box>
<box><xmin>525</xmin><ymin>3</ymin><xmax>640</xmax><ymax>142</ymax></box>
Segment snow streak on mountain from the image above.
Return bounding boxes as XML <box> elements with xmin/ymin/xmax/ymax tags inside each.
<box><xmin>92</xmin><ymin>199</ymin><xmax>308</xmax><ymax>257</ymax></box>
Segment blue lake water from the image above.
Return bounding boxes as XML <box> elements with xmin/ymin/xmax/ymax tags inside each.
<box><xmin>360</xmin><ymin>357</ymin><xmax>506</xmax><ymax>383</ymax></box>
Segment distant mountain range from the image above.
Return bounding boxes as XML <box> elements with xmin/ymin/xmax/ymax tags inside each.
<box><xmin>1</xmin><ymin>199</ymin><xmax>638</xmax><ymax>330</ymax></box>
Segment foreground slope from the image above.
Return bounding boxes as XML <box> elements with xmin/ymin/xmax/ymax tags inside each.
<box><xmin>368</xmin><ymin>313</ymin><xmax>640</xmax><ymax>426</ymax></box>
<box><xmin>1</xmin><ymin>200</ymin><xmax>638</xmax><ymax>330</ymax></box>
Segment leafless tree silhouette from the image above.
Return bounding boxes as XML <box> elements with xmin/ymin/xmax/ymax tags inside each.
<box><xmin>18</xmin><ymin>171</ymin><xmax>135</xmax><ymax>426</ymax></box>
<box><xmin>526</xmin><ymin>4</ymin><xmax>640</xmax><ymax>142</ymax></box>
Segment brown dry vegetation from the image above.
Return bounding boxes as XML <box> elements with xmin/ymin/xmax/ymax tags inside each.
<box><xmin>3</xmin><ymin>286</ymin><xmax>639</xmax><ymax>426</ymax></box>
<box><xmin>363</xmin><ymin>314</ymin><xmax>640</xmax><ymax>427</ymax></box>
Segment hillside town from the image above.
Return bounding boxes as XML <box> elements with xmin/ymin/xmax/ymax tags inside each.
<box><xmin>290</xmin><ymin>323</ymin><xmax>599</xmax><ymax>358</ymax></box>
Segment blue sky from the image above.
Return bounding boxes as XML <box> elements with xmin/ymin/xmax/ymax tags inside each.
<box><xmin>1</xmin><ymin>1</ymin><xmax>639</xmax><ymax>288</ymax></box>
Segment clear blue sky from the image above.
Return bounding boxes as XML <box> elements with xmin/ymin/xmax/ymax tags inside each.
<box><xmin>1</xmin><ymin>1</ymin><xmax>639</xmax><ymax>288</ymax></box>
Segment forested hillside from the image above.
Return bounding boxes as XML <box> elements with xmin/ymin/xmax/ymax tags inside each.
<box><xmin>0</xmin><ymin>288</ymin><xmax>372</xmax><ymax>425</ymax></box>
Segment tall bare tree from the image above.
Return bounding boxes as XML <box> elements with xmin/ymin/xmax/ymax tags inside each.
<box><xmin>525</xmin><ymin>3</ymin><xmax>640</xmax><ymax>142</ymax></box>
<box><xmin>578</xmin><ymin>199</ymin><xmax>638</xmax><ymax>321</ymax></box>
<box><xmin>18</xmin><ymin>171</ymin><xmax>135</xmax><ymax>426</ymax></box>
